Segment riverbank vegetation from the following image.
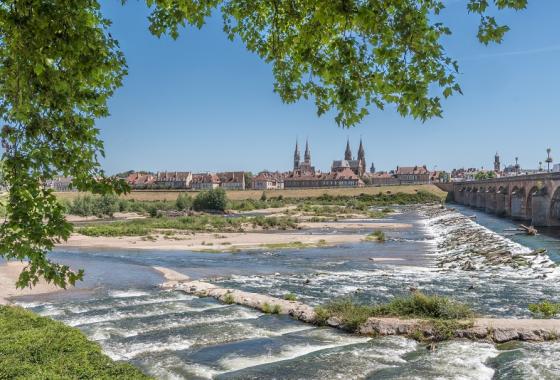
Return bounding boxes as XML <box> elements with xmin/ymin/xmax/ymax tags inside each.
<box><xmin>0</xmin><ymin>306</ymin><xmax>150</xmax><ymax>379</ymax></box>
<box><xmin>75</xmin><ymin>215</ymin><xmax>299</xmax><ymax>237</ymax></box>
<box><xmin>528</xmin><ymin>301</ymin><xmax>560</xmax><ymax>318</ymax></box>
<box><xmin>65</xmin><ymin>188</ymin><xmax>439</xmax><ymax>239</ymax></box>
<box><xmin>365</xmin><ymin>231</ymin><xmax>386</xmax><ymax>242</ymax></box>
<box><xmin>315</xmin><ymin>292</ymin><xmax>474</xmax><ymax>340</ymax></box>
<box><xmin>63</xmin><ymin>189</ymin><xmax>440</xmax><ymax>219</ymax></box>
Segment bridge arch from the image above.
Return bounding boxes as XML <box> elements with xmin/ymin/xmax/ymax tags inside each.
<box><xmin>510</xmin><ymin>186</ymin><xmax>528</xmax><ymax>220</ymax></box>
<box><xmin>526</xmin><ymin>186</ymin><xmax>540</xmax><ymax>222</ymax></box>
<box><xmin>550</xmin><ymin>186</ymin><xmax>560</xmax><ymax>222</ymax></box>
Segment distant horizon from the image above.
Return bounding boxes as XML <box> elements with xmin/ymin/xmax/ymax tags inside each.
<box><xmin>107</xmin><ymin>139</ymin><xmax>532</xmax><ymax>176</ymax></box>
<box><xmin>99</xmin><ymin>1</ymin><xmax>560</xmax><ymax>175</ymax></box>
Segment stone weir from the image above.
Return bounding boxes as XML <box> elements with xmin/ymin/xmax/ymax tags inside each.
<box><xmin>154</xmin><ymin>267</ymin><xmax>560</xmax><ymax>344</ymax></box>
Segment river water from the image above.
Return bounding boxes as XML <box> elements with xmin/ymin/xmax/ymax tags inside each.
<box><xmin>15</xmin><ymin>206</ymin><xmax>560</xmax><ymax>379</ymax></box>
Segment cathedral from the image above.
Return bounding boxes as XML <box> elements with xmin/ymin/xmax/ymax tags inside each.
<box><xmin>293</xmin><ymin>139</ymin><xmax>316</xmax><ymax>175</ymax></box>
<box><xmin>331</xmin><ymin>138</ymin><xmax>366</xmax><ymax>176</ymax></box>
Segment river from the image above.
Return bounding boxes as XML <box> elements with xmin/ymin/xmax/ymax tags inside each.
<box><xmin>14</xmin><ymin>206</ymin><xmax>560</xmax><ymax>379</ymax></box>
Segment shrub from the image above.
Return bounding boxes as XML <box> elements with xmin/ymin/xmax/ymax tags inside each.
<box><xmin>175</xmin><ymin>193</ymin><xmax>192</xmax><ymax>211</ymax></box>
<box><xmin>67</xmin><ymin>194</ymin><xmax>119</xmax><ymax>217</ymax></box>
<box><xmin>366</xmin><ymin>230</ymin><xmax>385</xmax><ymax>242</ymax></box>
<box><xmin>67</xmin><ymin>195</ymin><xmax>94</xmax><ymax>216</ymax></box>
<box><xmin>95</xmin><ymin>194</ymin><xmax>119</xmax><ymax>217</ymax></box>
<box><xmin>283</xmin><ymin>293</ymin><xmax>298</xmax><ymax>301</ymax></box>
<box><xmin>148</xmin><ymin>206</ymin><xmax>158</xmax><ymax>218</ymax></box>
<box><xmin>528</xmin><ymin>301</ymin><xmax>560</xmax><ymax>318</ymax></box>
<box><xmin>262</xmin><ymin>303</ymin><xmax>281</xmax><ymax>314</ymax></box>
<box><xmin>260</xmin><ymin>191</ymin><xmax>267</xmax><ymax>201</ymax></box>
<box><xmin>223</xmin><ymin>293</ymin><xmax>235</xmax><ymax>304</ymax></box>
<box><xmin>193</xmin><ymin>188</ymin><xmax>227</xmax><ymax>212</ymax></box>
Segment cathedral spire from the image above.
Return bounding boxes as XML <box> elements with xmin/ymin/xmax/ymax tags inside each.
<box><xmin>304</xmin><ymin>139</ymin><xmax>311</xmax><ymax>163</ymax></box>
<box><xmin>293</xmin><ymin>139</ymin><xmax>300</xmax><ymax>171</ymax></box>
<box><xmin>357</xmin><ymin>138</ymin><xmax>366</xmax><ymax>176</ymax></box>
<box><xmin>344</xmin><ymin>138</ymin><xmax>352</xmax><ymax>160</ymax></box>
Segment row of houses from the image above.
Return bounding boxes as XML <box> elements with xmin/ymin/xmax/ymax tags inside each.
<box><xmin>363</xmin><ymin>166</ymin><xmax>444</xmax><ymax>186</ymax></box>
<box><xmin>127</xmin><ymin>171</ymin><xmax>245</xmax><ymax>190</ymax></box>
<box><xmin>45</xmin><ymin>165</ymin><xmax>443</xmax><ymax>193</ymax></box>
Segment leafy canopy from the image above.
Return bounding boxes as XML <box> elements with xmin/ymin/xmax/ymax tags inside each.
<box><xmin>0</xmin><ymin>0</ymin><xmax>527</xmax><ymax>288</ymax></box>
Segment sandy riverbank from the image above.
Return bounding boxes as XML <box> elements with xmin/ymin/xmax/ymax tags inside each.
<box><xmin>0</xmin><ymin>262</ymin><xmax>64</xmax><ymax>305</ymax></box>
<box><xmin>59</xmin><ymin>219</ymin><xmax>409</xmax><ymax>252</ymax></box>
<box><xmin>298</xmin><ymin>221</ymin><xmax>412</xmax><ymax>229</ymax></box>
<box><xmin>59</xmin><ymin>231</ymin><xmax>374</xmax><ymax>252</ymax></box>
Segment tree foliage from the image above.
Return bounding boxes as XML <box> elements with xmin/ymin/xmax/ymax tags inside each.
<box><xmin>0</xmin><ymin>1</ymin><xmax>127</xmax><ymax>288</ymax></box>
<box><xmin>0</xmin><ymin>0</ymin><xmax>527</xmax><ymax>288</ymax></box>
<box><xmin>144</xmin><ymin>0</ymin><xmax>527</xmax><ymax>126</ymax></box>
<box><xmin>474</xmin><ymin>170</ymin><xmax>497</xmax><ymax>180</ymax></box>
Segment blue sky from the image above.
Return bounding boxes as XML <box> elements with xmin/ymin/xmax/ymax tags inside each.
<box><xmin>98</xmin><ymin>0</ymin><xmax>560</xmax><ymax>174</ymax></box>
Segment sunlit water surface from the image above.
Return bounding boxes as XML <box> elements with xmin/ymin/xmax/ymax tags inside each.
<box><xmin>16</xmin><ymin>207</ymin><xmax>560</xmax><ymax>379</ymax></box>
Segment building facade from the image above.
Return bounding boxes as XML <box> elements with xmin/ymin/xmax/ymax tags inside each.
<box><xmin>284</xmin><ymin>168</ymin><xmax>363</xmax><ymax>188</ymax></box>
<box><xmin>217</xmin><ymin>171</ymin><xmax>245</xmax><ymax>190</ymax></box>
<box><xmin>252</xmin><ymin>171</ymin><xmax>285</xmax><ymax>190</ymax></box>
<box><xmin>153</xmin><ymin>171</ymin><xmax>192</xmax><ymax>189</ymax></box>
<box><xmin>45</xmin><ymin>176</ymin><xmax>74</xmax><ymax>191</ymax></box>
<box><xmin>395</xmin><ymin>166</ymin><xmax>430</xmax><ymax>183</ymax></box>
<box><xmin>191</xmin><ymin>173</ymin><xmax>220</xmax><ymax>190</ymax></box>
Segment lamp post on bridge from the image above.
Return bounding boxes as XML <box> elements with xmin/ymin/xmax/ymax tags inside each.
<box><xmin>546</xmin><ymin>148</ymin><xmax>553</xmax><ymax>173</ymax></box>
<box><xmin>514</xmin><ymin>157</ymin><xmax>520</xmax><ymax>176</ymax></box>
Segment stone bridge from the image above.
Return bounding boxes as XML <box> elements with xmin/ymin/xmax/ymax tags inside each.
<box><xmin>437</xmin><ymin>173</ymin><xmax>560</xmax><ymax>227</ymax></box>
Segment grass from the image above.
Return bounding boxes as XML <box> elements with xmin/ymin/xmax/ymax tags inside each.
<box><xmin>528</xmin><ymin>301</ymin><xmax>560</xmax><ymax>318</ymax></box>
<box><xmin>0</xmin><ymin>306</ymin><xmax>150</xmax><ymax>379</ymax></box>
<box><xmin>262</xmin><ymin>303</ymin><xmax>281</xmax><ymax>314</ymax></box>
<box><xmin>75</xmin><ymin>215</ymin><xmax>299</xmax><ymax>237</ymax></box>
<box><xmin>365</xmin><ymin>231</ymin><xmax>385</xmax><ymax>242</ymax></box>
<box><xmin>315</xmin><ymin>292</ymin><xmax>474</xmax><ymax>338</ymax></box>
<box><xmin>283</xmin><ymin>293</ymin><xmax>298</xmax><ymax>301</ymax></box>
<box><xmin>223</xmin><ymin>293</ymin><xmax>235</xmax><ymax>304</ymax></box>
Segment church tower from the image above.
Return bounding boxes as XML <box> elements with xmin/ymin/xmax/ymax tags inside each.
<box><xmin>357</xmin><ymin>138</ymin><xmax>366</xmax><ymax>175</ymax></box>
<box><xmin>344</xmin><ymin>138</ymin><xmax>352</xmax><ymax>160</ymax></box>
<box><xmin>304</xmin><ymin>139</ymin><xmax>311</xmax><ymax>164</ymax></box>
<box><xmin>370</xmin><ymin>162</ymin><xmax>376</xmax><ymax>174</ymax></box>
<box><xmin>293</xmin><ymin>140</ymin><xmax>300</xmax><ymax>171</ymax></box>
<box><xmin>494</xmin><ymin>152</ymin><xmax>500</xmax><ymax>172</ymax></box>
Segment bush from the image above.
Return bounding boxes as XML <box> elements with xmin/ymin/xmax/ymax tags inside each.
<box><xmin>260</xmin><ymin>191</ymin><xmax>267</xmax><ymax>201</ymax></box>
<box><xmin>366</xmin><ymin>230</ymin><xmax>386</xmax><ymax>242</ymax></box>
<box><xmin>95</xmin><ymin>195</ymin><xmax>119</xmax><ymax>217</ymax></box>
<box><xmin>175</xmin><ymin>193</ymin><xmax>192</xmax><ymax>211</ymax></box>
<box><xmin>528</xmin><ymin>301</ymin><xmax>560</xmax><ymax>318</ymax></box>
<box><xmin>262</xmin><ymin>303</ymin><xmax>281</xmax><ymax>314</ymax></box>
<box><xmin>0</xmin><ymin>306</ymin><xmax>150</xmax><ymax>379</ymax></box>
<box><xmin>283</xmin><ymin>293</ymin><xmax>298</xmax><ymax>301</ymax></box>
<box><xmin>66</xmin><ymin>194</ymin><xmax>119</xmax><ymax>217</ymax></box>
<box><xmin>223</xmin><ymin>293</ymin><xmax>235</xmax><ymax>304</ymax></box>
<box><xmin>193</xmin><ymin>188</ymin><xmax>227</xmax><ymax>212</ymax></box>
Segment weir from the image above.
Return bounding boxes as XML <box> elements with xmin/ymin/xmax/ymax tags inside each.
<box><xmin>155</xmin><ymin>267</ymin><xmax>560</xmax><ymax>344</ymax></box>
<box><xmin>438</xmin><ymin>173</ymin><xmax>560</xmax><ymax>227</ymax></box>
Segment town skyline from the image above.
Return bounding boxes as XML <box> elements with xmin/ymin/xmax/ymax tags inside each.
<box><xmin>98</xmin><ymin>0</ymin><xmax>560</xmax><ymax>174</ymax></box>
<box><xmin>109</xmin><ymin>136</ymin><xmax>553</xmax><ymax>177</ymax></box>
